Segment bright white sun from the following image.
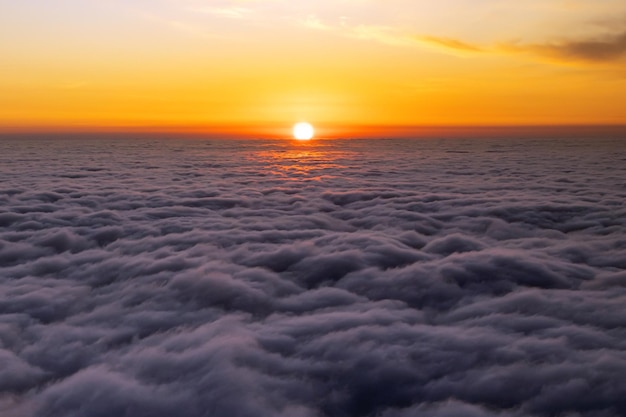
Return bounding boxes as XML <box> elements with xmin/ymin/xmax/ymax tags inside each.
<box><xmin>293</xmin><ymin>122</ymin><xmax>315</xmax><ymax>140</ymax></box>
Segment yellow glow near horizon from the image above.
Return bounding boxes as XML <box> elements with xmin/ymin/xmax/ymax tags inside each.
<box><xmin>0</xmin><ymin>1</ymin><xmax>625</xmax><ymax>135</ymax></box>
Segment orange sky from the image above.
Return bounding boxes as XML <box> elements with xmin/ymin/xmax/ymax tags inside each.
<box><xmin>1</xmin><ymin>0</ymin><xmax>625</xmax><ymax>137</ymax></box>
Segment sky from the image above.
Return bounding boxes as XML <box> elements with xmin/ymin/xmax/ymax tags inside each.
<box><xmin>1</xmin><ymin>0</ymin><xmax>626</xmax><ymax>136</ymax></box>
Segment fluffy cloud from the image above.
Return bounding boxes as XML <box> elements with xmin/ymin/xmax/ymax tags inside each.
<box><xmin>0</xmin><ymin>136</ymin><xmax>625</xmax><ymax>416</ymax></box>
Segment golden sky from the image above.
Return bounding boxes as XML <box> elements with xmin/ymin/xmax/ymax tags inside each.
<box><xmin>1</xmin><ymin>0</ymin><xmax>625</xmax><ymax>136</ymax></box>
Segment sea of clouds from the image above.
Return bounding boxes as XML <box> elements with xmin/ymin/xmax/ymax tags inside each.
<box><xmin>0</xmin><ymin>136</ymin><xmax>625</xmax><ymax>417</ymax></box>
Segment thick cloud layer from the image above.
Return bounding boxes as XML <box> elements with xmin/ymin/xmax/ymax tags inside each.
<box><xmin>0</xmin><ymin>136</ymin><xmax>625</xmax><ymax>417</ymax></box>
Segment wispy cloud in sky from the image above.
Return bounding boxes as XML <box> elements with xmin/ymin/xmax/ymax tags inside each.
<box><xmin>501</xmin><ymin>30</ymin><xmax>626</xmax><ymax>62</ymax></box>
<box><xmin>417</xmin><ymin>36</ymin><xmax>484</xmax><ymax>54</ymax></box>
<box><xmin>285</xmin><ymin>7</ymin><xmax>626</xmax><ymax>64</ymax></box>
<box><xmin>31</xmin><ymin>1</ymin><xmax>626</xmax><ymax>62</ymax></box>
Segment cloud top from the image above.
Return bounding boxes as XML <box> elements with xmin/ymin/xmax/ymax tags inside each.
<box><xmin>0</xmin><ymin>137</ymin><xmax>625</xmax><ymax>416</ymax></box>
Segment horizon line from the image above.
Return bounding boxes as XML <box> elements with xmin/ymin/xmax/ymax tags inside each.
<box><xmin>1</xmin><ymin>123</ymin><xmax>625</xmax><ymax>140</ymax></box>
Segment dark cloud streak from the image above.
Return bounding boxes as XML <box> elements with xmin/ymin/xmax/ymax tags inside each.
<box><xmin>503</xmin><ymin>31</ymin><xmax>626</xmax><ymax>62</ymax></box>
<box><xmin>418</xmin><ymin>28</ymin><xmax>626</xmax><ymax>63</ymax></box>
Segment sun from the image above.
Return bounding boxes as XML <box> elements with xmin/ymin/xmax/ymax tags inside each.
<box><xmin>293</xmin><ymin>122</ymin><xmax>315</xmax><ymax>141</ymax></box>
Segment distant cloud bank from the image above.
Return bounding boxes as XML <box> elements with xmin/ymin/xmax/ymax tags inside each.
<box><xmin>1</xmin><ymin>137</ymin><xmax>625</xmax><ymax>417</ymax></box>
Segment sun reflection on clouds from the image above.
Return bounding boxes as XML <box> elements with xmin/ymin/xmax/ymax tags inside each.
<box><xmin>254</xmin><ymin>143</ymin><xmax>354</xmax><ymax>182</ymax></box>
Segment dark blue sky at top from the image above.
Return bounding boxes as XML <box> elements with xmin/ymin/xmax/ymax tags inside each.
<box><xmin>0</xmin><ymin>137</ymin><xmax>625</xmax><ymax>417</ymax></box>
